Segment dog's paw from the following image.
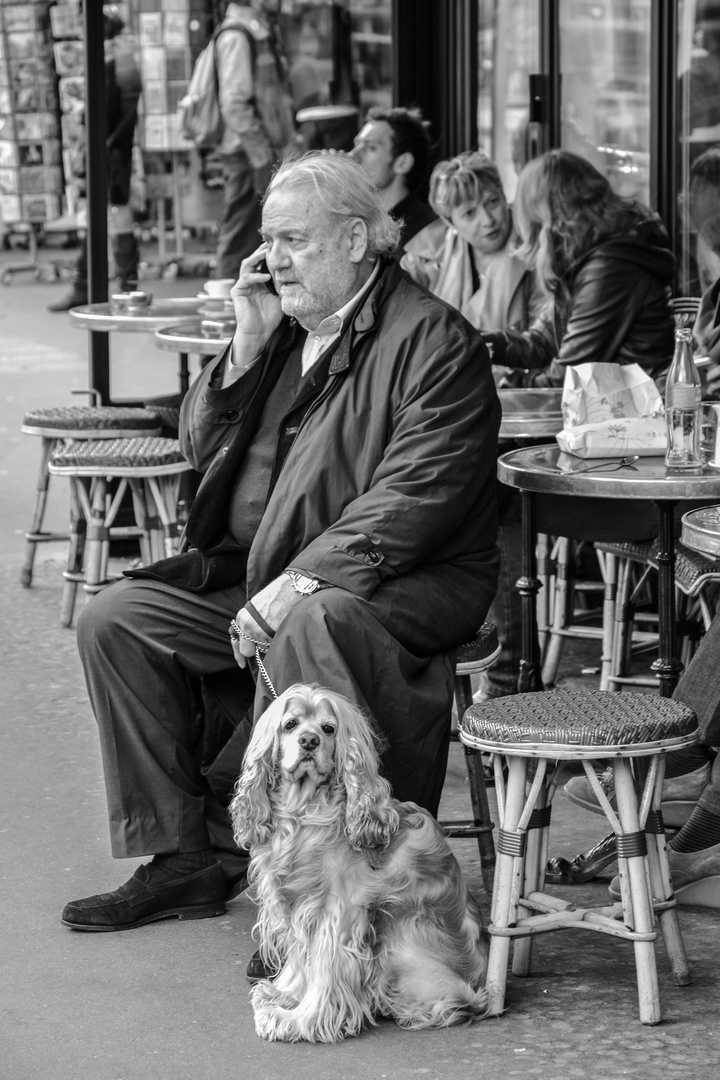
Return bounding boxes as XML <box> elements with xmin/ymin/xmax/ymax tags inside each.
<box><xmin>254</xmin><ymin>1004</ymin><xmax>303</xmax><ymax>1043</ymax></box>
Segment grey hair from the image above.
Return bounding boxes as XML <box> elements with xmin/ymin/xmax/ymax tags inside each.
<box><xmin>266</xmin><ymin>151</ymin><xmax>401</xmax><ymax>257</ymax></box>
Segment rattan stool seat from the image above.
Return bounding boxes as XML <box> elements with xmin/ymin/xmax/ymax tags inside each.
<box><xmin>49</xmin><ymin>437</ymin><xmax>189</xmax><ymax>475</ymax></box>
<box><xmin>47</xmin><ymin>437</ymin><xmax>190</xmax><ymax>626</ymax></box>
<box><xmin>22</xmin><ymin>405</ymin><xmax>161</xmax><ymax>439</ymax></box>
<box><xmin>462</xmin><ymin>690</ymin><xmax>698</xmax><ymax>757</ymax></box>
<box><xmin>459</xmin><ymin>689</ymin><xmax>697</xmax><ymax>1025</ymax></box>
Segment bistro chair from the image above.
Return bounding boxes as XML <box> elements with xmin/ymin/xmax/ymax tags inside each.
<box><xmin>20</xmin><ymin>401</ymin><xmax>162</xmax><ymax>587</ymax></box>
<box><xmin>48</xmin><ymin>436</ymin><xmax>192</xmax><ymax>626</ymax></box>
<box><xmin>460</xmin><ymin>689</ymin><xmax>697</xmax><ymax>1025</ymax></box>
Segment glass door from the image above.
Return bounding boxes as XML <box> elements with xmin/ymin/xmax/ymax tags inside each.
<box><xmin>558</xmin><ymin>0</ymin><xmax>652</xmax><ymax>204</ymax></box>
<box><xmin>677</xmin><ymin>0</ymin><xmax>720</xmax><ymax>296</ymax></box>
<box><xmin>477</xmin><ymin>0</ymin><xmax>540</xmax><ymax>200</ymax></box>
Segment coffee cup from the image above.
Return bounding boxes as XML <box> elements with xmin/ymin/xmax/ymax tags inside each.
<box><xmin>204</xmin><ymin>278</ymin><xmax>235</xmax><ymax>299</ymax></box>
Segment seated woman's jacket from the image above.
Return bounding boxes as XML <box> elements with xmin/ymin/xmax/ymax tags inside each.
<box><xmin>401</xmin><ymin>214</ymin><xmax>544</xmax><ymax>333</ymax></box>
<box><xmin>484</xmin><ymin>213</ymin><xmax>676</xmax><ymax>388</ymax></box>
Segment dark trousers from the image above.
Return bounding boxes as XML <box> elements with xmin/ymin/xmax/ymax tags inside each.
<box><xmin>674</xmin><ymin>608</ymin><xmax>720</xmax><ymax>815</ymax></box>
<box><xmin>215</xmin><ymin>151</ymin><xmax>263</xmax><ymax>280</ymax></box>
<box><xmin>76</xmin><ymin>573</ymin><xmax>465</xmax><ymax>866</ymax></box>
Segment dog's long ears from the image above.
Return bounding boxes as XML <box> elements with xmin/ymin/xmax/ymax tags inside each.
<box><xmin>327</xmin><ymin>696</ymin><xmax>400</xmax><ymax>849</ymax></box>
<box><xmin>230</xmin><ymin>756</ymin><xmax>275</xmax><ymax>848</ymax></box>
<box><xmin>230</xmin><ymin>689</ymin><xmax>300</xmax><ymax>847</ymax></box>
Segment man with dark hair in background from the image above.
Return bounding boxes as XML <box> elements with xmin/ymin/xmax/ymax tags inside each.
<box><xmin>351</xmin><ymin>106</ymin><xmax>436</xmax><ymax>257</ymax></box>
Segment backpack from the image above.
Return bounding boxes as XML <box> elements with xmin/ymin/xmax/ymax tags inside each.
<box><xmin>179</xmin><ymin>22</ymin><xmax>295</xmax><ymax>154</ymax></box>
<box><xmin>178</xmin><ymin>25</ymin><xmax>229</xmax><ymax>150</ymax></box>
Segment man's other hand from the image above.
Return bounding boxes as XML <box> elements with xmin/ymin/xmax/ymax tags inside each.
<box><xmin>231</xmin><ymin>574</ymin><xmax>302</xmax><ymax>669</ymax></box>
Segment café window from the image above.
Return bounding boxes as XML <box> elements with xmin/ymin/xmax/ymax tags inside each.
<box><xmin>477</xmin><ymin>0</ymin><xmax>540</xmax><ymax>200</ymax></box>
<box><xmin>557</xmin><ymin>0</ymin><xmax>652</xmax><ymax>205</ymax></box>
<box><xmin>677</xmin><ymin>0</ymin><xmax>720</xmax><ymax>296</ymax></box>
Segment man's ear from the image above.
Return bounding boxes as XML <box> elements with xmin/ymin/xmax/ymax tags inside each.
<box><xmin>347</xmin><ymin>218</ymin><xmax>369</xmax><ymax>263</ymax></box>
<box><xmin>392</xmin><ymin>151</ymin><xmax>414</xmax><ymax>179</ymax></box>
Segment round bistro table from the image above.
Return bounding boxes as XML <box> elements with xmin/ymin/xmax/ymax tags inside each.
<box><xmin>154</xmin><ymin>320</ymin><xmax>234</xmax><ymax>361</ymax></box>
<box><xmin>498</xmin><ymin>444</ymin><xmax>720</xmax><ymax>697</ymax></box>
<box><xmin>69</xmin><ymin>298</ymin><xmax>204</xmax><ymax>398</ymax></box>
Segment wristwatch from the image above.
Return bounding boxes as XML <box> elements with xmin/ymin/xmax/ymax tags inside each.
<box><xmin>285</xmin><ymin>570</ymin><xmax>322</xmax><ymax>595</ymax></box>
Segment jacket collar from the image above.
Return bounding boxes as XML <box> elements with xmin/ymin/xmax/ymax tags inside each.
<box><xmin>328</xmin><ymin>257</ymin><xmax>400</xmax><ymax>374</ymax></box>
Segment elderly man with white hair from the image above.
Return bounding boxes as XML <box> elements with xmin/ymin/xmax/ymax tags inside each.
<box><xmin>62</xmin><ymin>153</ymin><xmax>500</xmax><ymax>953</ymax></box>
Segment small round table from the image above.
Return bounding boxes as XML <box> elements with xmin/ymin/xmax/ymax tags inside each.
<box><xmin>154</xmin><ymin>320</ymin><xmax>233</xmax><ymax>359</ymax></box>
<box><xmin>69</xmin><ymin>298</ymin><xmax>204</xmax><ymax>398</ymax></box>
<box><xmin>498</xmin><ymin>445</ymin><xmax>720</xmax><ymax>697</ymax></box>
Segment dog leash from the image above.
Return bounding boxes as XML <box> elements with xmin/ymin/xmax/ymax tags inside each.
<box><xmin>230</xmin><ymin>619</ymin><xmax>278</xmax><ymax>699</ymax></box>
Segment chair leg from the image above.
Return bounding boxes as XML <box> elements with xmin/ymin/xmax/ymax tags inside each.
<box><xmin>463</xmin><ymin>744</ymin><xmax>496</xmax><ymax>893</ymax></box>
<box><xmin>485</xmin><ymin>755</ymin><xmax>529</xmax><ymax>1016</ymax></box>
<box><xmin>59</xmin><ymin>476</ymin><xmax>87</xmax><ymax>628</ymax></box>
<box><xmin>636</xmin><ymin>758</ymin><xmax>691</xmax><ymax>987</ymax></box>
<box><xmin>452</xmin><ymin>672</ymin><xmax>496</xmax><ymax>893</ymax></box>
<box><xmin>598</xmin><ymin>551</ymin><xmax>618</xmax><ymax>691</ymax></box>
<box><xmin>21</xmin><ymin>435</ymin><xmax>62</xmax><ymax>587</ymax></box>
<box><xmin>511</xmin><ymin>784</ymin><xmax>549</xmax><ymax>976</ymax></box>
<box><xmin>613</xmin><ymin>760</ymin><xmax>662</xmax><ymax>1025</ymax></box>
<box><xmin>83</xmin><ymin>478</ymin><xmax>110</xmax><ymax>597</ymax></box>
<box><xmin>541</xmin><ymin>537</ymin><xmax>574</xmax><ymax>687</ymax></box>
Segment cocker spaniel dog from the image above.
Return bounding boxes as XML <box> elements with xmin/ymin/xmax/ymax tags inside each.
<box><xmin>230</xmin><ymin>683</ymin><xmax>491</xmax><ymax>1043</ymax></box>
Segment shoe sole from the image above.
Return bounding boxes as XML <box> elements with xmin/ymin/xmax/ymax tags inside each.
<box><xmin>61</xmin><ymin>901</ymin><xmax>226</xmax><ymax>931</ymax></box>
<box><xmin>565</xmin><ymin>789</ymin><xmax>693</xmax><ymax>829</ymax></box>
<box><xmin>609</xmin><ymin>875</ymin><xmax>720</xmax><ymax>908</ymax></box>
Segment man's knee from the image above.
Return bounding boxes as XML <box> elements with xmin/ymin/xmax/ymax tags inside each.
<box><xmin>76</xmin><ymin>579</ymin><xmax>144</xmax><ymax>661</ymax></box>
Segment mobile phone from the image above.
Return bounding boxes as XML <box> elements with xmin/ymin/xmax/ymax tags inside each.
<box><xmin>257</xmin><ymin>258</ymin><xmax>277</xmax><ymax>295</ymax></box>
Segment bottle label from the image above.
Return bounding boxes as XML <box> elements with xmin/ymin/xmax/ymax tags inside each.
<box><xmin>667</xmin><ymin>386</ymin><xmax>701</xmax><ymax>408</ymax></box>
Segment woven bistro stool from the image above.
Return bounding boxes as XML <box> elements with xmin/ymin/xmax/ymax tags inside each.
<box><xmin>443</xmin><ymin>623</ymin><xmax>502</xmax><ymax>893</ymax></box>
<box><xmin>460</xmin><ymin>689</ymin><xmax>698</xmax><ymax>1025</ymax></box>
<box><xmin>48</xmin><ymin>436</ymin><xmax>192</xmax><ymax>626</ymax></box>
<box><xmin>20</xmin><ymin>405</ymin><xmax>162</xmax><ymax>587</ymax></box>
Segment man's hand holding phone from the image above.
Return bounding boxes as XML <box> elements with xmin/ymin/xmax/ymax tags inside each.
<box><xmin>226</xmin><ymin>245</ymin><xmax>283</xmax><ymax>377</ymax></box>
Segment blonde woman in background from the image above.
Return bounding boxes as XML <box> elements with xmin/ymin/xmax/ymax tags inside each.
<box><xmin>401</xmin><ymin>150</ymin><xmax>544</xmax><ymax>334</ymax></box>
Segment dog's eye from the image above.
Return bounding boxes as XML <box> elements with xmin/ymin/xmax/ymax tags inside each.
<box><xmin>321</xmin><ymin>724</ymin><xmax>336</xmax><ymax>736</ymax></box>
<box><xmin>283</xmin><ymin>718</ymin><xmax>298</xmax><ymax>731</ymax></box>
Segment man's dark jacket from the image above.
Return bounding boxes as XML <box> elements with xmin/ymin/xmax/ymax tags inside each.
<box><xmin>147</xmin><ymin>259</ymin><xmax>501</xmax><ymax>653</ymax></box>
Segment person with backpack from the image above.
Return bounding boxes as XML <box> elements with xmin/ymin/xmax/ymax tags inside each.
<box><xmin>211</xmin><ymin>1</ymin><xmax>296</xmax><ymax>280</ymax></box>
<box><xmin>48</xmin><ymin>6</ymin><xmax>142</xmax><ymax>311</ymax></box>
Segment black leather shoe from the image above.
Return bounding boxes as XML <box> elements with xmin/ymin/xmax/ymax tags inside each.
<box><xmin>225</xmin><ymin>869</ymin><xmax>249</xmax><ymax>901</ymax></box>
<box><xmin>246</xmin><ymin>950</ymin><xmax>278</xmax><ymax>981</ymax></box>
<box><xmin>47</xmin><ymin>289</ymin><xmax>88</xmax><ymax>313</ymax></box>
<box><xmin>61</xmin><ymin>861</ymin><xmax>227</xmax><ymax>931</ymax></box>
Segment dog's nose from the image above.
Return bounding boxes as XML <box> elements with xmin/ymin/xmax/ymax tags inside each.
<box><xmin>299</xmin><ymin>733</ymin><xmax>319</xmax><ymax>751</ymax></box>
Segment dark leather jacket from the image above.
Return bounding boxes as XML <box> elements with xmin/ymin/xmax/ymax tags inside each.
<box><xmin>485</xmin><ymin>213</ymin><xmax>676</xmax><ymax>388</ymax></box>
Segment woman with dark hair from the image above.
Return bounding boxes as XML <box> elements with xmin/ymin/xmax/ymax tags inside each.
<box><xmin>483</xmin><ymin>150</ymin><xmax>676</xmax><ymax>387</ymax></box>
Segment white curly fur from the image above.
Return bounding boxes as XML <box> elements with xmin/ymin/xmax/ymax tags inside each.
<box><xmin>230</xmin><ymin>684</ymin><xmax>491</xmax><ymax>1043</ymax></box>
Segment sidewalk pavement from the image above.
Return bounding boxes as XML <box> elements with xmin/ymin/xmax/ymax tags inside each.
<box><xmin>1</xmin><ymin>270</ymin><xmax>719</xmax><ymax>1080</ymax></box>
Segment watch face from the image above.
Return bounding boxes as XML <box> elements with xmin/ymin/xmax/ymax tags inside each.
<box><xmin>288</xmin><ymin>572</ymin><xmax>318</xmax><ymax>594</ymax></box>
